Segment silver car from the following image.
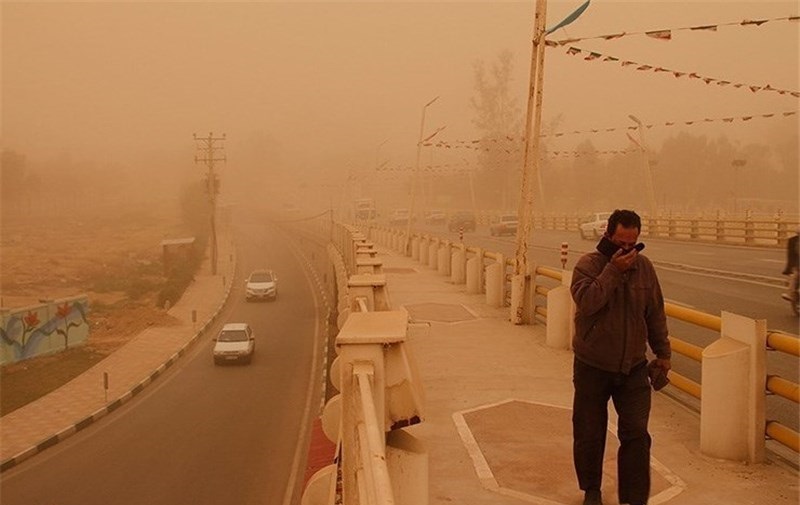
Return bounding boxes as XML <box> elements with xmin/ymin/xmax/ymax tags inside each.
<box><xmin>245</xmin><ymin>269</ymin><xmax>278</xmax><ymax>301</ymax></box>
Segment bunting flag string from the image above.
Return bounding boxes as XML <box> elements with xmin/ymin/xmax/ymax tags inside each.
<box><xmin>561</xmin><ymin>45</ymin><xmax>800</xmax><ymax>98</ymax></box>
<box><xmin>545</xmin><ymin>15</ymin><xmax>799</xmax><ymax>46</ymax></box>
<box><xmin>425</xmin><ymin>110</ymin><xmax>797</xmax><ymax>147</ymax></box>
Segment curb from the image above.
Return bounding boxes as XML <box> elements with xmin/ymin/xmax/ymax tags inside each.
<box><xmin>0</xmin><ymin>244</ymin><xmax>238</xmax><ymax>473</ymax></box>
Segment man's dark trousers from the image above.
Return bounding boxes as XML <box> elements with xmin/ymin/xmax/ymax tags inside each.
<box><xmin>572</xmin><ymin>358</ymin><xmax>652</xmax><ymax>505</ymax></box>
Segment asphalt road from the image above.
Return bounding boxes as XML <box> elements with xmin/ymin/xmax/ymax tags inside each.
<box><xmin>0</xmin><ymin>220</ymin><xmax>323</xmax><ymax>505</ymax></box>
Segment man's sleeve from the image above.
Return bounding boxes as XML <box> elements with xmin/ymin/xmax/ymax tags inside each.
<box><xmin>646</xmin><ymin>265</ymin><xmax>671</xmax><ymax>360</ymax></box>
<box><xmin>571</xmin><ymin>255</ymin><xmax>621</xmax><ymax>317</ymax></box>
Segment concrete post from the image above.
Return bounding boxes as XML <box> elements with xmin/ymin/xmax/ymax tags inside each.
<box><xmin>545</xmin><ymin>285</ymin><xmax>572</xmax><ymax>349</ymax></box>
<box><xmin>485</xmin><ymin>260</ymin><xmax>503</xmax><ymax>307</ymax></box>
<box><xmin>411</xmin><ymin>237</ymin><xmax>420</xmax><ymax>260</ymax></box>
<box><xmin>466</xmin><ymin>255</ymin><xmax>482</xmax><ymax>294</ymax></box>
<box><xmin>437</xmin><ymin>242</ymin><xmax>451</xmax><ymax>276</ymax></box>
<box><xmin>700</xmin><ymin>311</ymin><xmax>766</xmax><ymax>462</ymax></box>
<box><xmin>419</xmin><ymin>237</ymin><xmax>429</xmax><ymax>266</ymax></box>
<box><xmin>451</xmin><ymin>248</ymin><xmax>466</xmax><ymax>284</ymax></box>
<box><xmin>428</xmin><ymin>239</ymin><xmax>438</xmax><ymax>270</ymax></box>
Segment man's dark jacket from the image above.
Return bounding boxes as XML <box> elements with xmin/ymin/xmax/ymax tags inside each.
<box><xmin>570</xmin><ymin>251</ymin><xmax>670</xmax><ymax>374</ymax></box>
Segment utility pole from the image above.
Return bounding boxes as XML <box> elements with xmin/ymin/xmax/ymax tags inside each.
<box><xmin>628</xmin><ymin>115</ymin><xmax>658</xmax><ymax>217</ymax></box>
<box><xmin>405</xmin><ymin>95</ymin><xmax>444</xmax><ymax>254</ymax></box>
<box><xmin>193</xmin><ymin>132</ymin><xmax>226</xmax><ymax>275</ymax></box>
<box><xmin>512</xmin><ymin>0</ymin><xmax>548</xmax><ymax>324</ymax></box>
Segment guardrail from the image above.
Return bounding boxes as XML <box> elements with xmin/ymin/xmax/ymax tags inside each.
<box><xmin>368</xmin><ymin>223</ymin><xmax>799</xmax><ymax>461</ymax></box>
<box><xmin>466</xmin><ymin>211</ymin><xmax>799</xmax><ymax>248</ymax></box>
<box><xmin>302</xmin><ymin>224</ymin><xmax>427</xmax><ymax>505</ymax></box>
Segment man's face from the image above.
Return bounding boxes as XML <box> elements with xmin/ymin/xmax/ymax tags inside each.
<box><xmin>610</xmin><ymin>224</ymin><xmax>640</xmax><ymax>252</ymax></box>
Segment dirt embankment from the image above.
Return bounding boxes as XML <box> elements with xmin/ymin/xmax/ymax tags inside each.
<box><xmin>1</xmin><ymin>207</ymin><xmax>192</xmax><ymax>415</ymax></box>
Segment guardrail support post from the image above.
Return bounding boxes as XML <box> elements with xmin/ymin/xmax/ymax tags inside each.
<box><xmin>485</xmin><ymin>254</ymin><xmax>504</xmax><ymax>307</ymax></box>
<box><xmin>466</xmin><ymin>248</ymin><xmax>484</xmax><ymax>295</ymax></box>
<box><xmin>428</xmin><ymin>238</ymin><xmax>439</xmax><ymax>270</ymax></box>
<box><xmin>437</xmin><ymin>241</ymin><xmax>451</xmax><ymax>276</ymax></box>
<box><xmin>411</xmin><ymin>237</ymin><xmax>420</xmax><ymax>260</ymax></box>
<box><xmin>546</xmin><ymin>270</ymin><xmax>574</xmax><ymax>349</ymax></box>
<box><xmin>700</xmin><ymin>311</ymin><xmax>766</xmax><ymax>462</ymax></box>
<box><xmin>419</xmin><ymin>237</ymin><xmax>429</xmax><ymax>266</ymax></box>
<box><xmin>451</xmin><ymin>246</ymin><xmax>466</xmax><ymax>284</ymax></box>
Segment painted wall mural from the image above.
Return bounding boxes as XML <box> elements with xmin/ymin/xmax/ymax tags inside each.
<box><xmin>0</xmin><ymin>296</ymin><xmax>90</xmax><ymax>365</ymax></box>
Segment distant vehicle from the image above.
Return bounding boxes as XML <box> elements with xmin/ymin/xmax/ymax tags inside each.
<box><xmin>490</xmin><ymin>213</ymin><xmax>519</xmax><ymax>236</ymax></box>
<box><xmin>448</xmin><ymin>211</ymin><xmax>476</xmax><ymax>232</ymax></box>
<box><xmin>354</xmin><ymin>198</ymin><xmax>377</xmax><ymax>221</ymax></box>
<box><xmin>245</xmin><ymin>269</ymin><xmax>278</xmax><ymax>301</ymax></box>
<box><xmin>424</xmin><ymin>209</ymin><xmax>446</xmax><ymax>225</ymax></box>
<box><xmin>389</xmin><ymin>208</ymin><xmax>411</xmax><ymax>225</ymax></box>
<box><xmin>579</xmin><ymin>212</ymin><xmax>612</xmax><ymax>239</ymax></box>
<box><xmin>213</xmin><ymin>323</ymin><xmax>255</xmax><ymax>365</ymax></box>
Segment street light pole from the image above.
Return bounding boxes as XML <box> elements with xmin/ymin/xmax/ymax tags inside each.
<box><xmin>628</xmin><ymin>114</ymin><xmax>658</xmax><ymax>218</ymax></box>
<box><xmin>405</xmin><ymin>96</ymin><xmax>440</xmax><ymax>254</ymax></box>
<box><xmin>512</xmin><ymin>0</ymin><xmax>548</xmax><ymax>324</ymax></box>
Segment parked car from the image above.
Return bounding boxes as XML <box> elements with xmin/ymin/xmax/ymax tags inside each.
<box><xmin>448</xmin><ymin>211</ymin><xmax>476</xmax><ymax>232</ymax></box>
<box><xmin>424</xmin><ymin>209</ymin><xmax>446</xmax><ymax>225</ymax></box>
<box><xmin>389</xmin><ymin>208</ymin><xmax>411</xmax><ymax>225</ymax></box>
<box><xmin>213</xmin><ymin>323</ymin><xmax>255</xmax><ymax>365</ymax></box>
<box><xmin>245</xmin><ymin>269</ymin><xmax>278</xmax><ymax>301</ymax></box>
<box><xmin>578</xmin><ymin>212</ymin><xmax>612</xmax><ymax>239</ymax></box>
<box><xmin>490</xmin><ymin>213</ymin><xmax>519</xmax><ymax>236</ymax></box>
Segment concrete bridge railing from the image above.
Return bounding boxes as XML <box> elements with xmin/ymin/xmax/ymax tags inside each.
<box><xmin>302</xmin><ymin>223</ymin><xmax>427</xmax><ymax>505</ymax></box>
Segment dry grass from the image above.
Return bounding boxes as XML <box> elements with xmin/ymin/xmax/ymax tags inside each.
<box><xmin>1</xmin><ymin>204</ymin><xmax>188</xmax><ymax>415</ymax></box>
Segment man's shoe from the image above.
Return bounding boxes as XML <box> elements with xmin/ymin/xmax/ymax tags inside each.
<box><xmin>582</xmin><ymin>489</ymin><xmax>603</xmax><ymax>505</ymax></box>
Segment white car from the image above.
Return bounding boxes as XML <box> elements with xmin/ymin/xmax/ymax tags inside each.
<box><xmin>490</xmin><ymin>213</ymin><xmax>519</xmax><ymax>236</ymax></box>
<box><xmin>579</xmin><ymin>212</ymin><xmax>612</xmax><ymax>240</ymax></box>
<box><xmin>245</xmin><ymin>269</ymin><xmax>278</xmax><ymax>301</ymax></box>
<box><xmin>213</xmin><ymin>323</ymin><xmax>255</xmax><ymax>365</ymax></box>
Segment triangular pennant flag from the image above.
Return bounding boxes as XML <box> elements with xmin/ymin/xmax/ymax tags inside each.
<box><xmin>645</xmin><ymin>29</ymin><xmax>672</xmax><ymax>40</ymax></box>
<box><xmin>673</xmin><ymin>71</ymin><xmax>686</xmax><ymax>78</ymax></box>
<box><xmin>584</xmin><ymin>52</ymin><xmax>602</xmax><ymax>61</ymax></box>
<box><xmin>654</xmin><ymin>67</ymin><xmax>670</xmax><ymax>73</ymax></box>
<box><xmin>722</xmin><ymin>117</ymin><xmax>734</xmax><ymax>123</ymax></box>
<box><xmin>742</xmin><ymin>116</ymin><xmax>753</xmax><ymax>121</ymax></box>
<box><xmin>621</xmin><ymin>60</ymin><xmax>637</xmax><ymax>67</ymax></box>
<box><xmin>702</xmin><ymin>77</ymin><xmax>715</xmax><ymax>84</ymax></box>
<box><xmin>691</xmin><ymin>24</ymin><xmax>718</xmax><ymax>31</ymax></box>
<box><xmin>740</xmin><ymin>19</ymin><xmax>768</xmax><ymax>26</ymax></box>
<box><xmin>784</xmin><ymin>111</ymin><xmax>797</xmax><ymax>116</ymax></box>
<box><xmin>603</xmin><ymin>32</ymin><xmax>626</xmax><ymax>40</ymax></box>
<box><xmin>567</xmin><ymin>46</ymin><xmax>582</xmax><ymax>55</ymax></box>
<box><xmin>637</xmin><ymin>65</ymin><xmax>653</xmax><ymax>71</ymax></box>
<box><xmin>749</xmin><ymin>85</ymin><xmax>762</xmax><ymax>92</ymax></box>
<box><xmin>545</xmin><ymin>40</ymin><xmax>559</xmax><ymax>47</ymax></box>
<box><xmin>689</xmin><ymin>72</ymin><xmax>701</xmax><ymax>79</ymax></box>
<box><xmin>603</xmin><ymin>56</ymin><xmax>620</xmax><ymax>62</ymax></box>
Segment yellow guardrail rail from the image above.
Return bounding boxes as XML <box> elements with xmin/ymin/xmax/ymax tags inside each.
<box><xmin>664</xmin><ymin>304</ymin><xmax>721</xmax><ymax>332</ymax></box>
<box><xmin>670</xmin><ymin>337</ymin><xmax>704</xmax><ymax>362</ymax></box>
<box><xmin>767</xmin><ymin>331</ymin><xmax>800</xmax><ymax>357</ymax></box>
<box><xmin>767</xmin><ymin>375</ymin><xmax>800</xmax><ymax>404</ymax></box>
<box><xmin>766</xmin><ymin>421</ymin><xmax>800</xmax><ymax>453</ymax></box>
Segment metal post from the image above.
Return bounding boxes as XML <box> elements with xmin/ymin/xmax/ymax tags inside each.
<box><xmin>560</xmin><ymin>242</ymin><xmax>568</xmax><ymax>269</ymax></box>
<box><xmin>628</xmin><ymin>115</ymin><xmax>658</xmax><ymax>217</ymax></box>
<box><xmin>512</xmin><ymin>0</ymin><xmax>548</xmax><ymax>324</ymax></box>
<box><xmin>405</xmin><ymin>96</ymin><xmax>440</xmax><ymax>254</ymax></box>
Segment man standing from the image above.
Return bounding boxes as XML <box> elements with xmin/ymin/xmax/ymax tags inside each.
<box><xmin>570</xmin><ymin>209</ymin><xmax>671</xmax><ymax>505</ymax></box>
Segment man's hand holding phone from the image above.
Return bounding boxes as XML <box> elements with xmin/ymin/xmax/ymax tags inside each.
<box><xmin>611</xmin><ymin>247</ymin><xmax>638</xmax><ymax>272</ymax></box>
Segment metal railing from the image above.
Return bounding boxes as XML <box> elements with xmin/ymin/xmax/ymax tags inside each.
<box><xmin>470</xmin><ymin>211</ymin><xmax>799</xmax><ymax>248</ymax></box>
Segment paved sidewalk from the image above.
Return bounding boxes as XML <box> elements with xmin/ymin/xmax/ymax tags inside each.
<box><xmin>0</xmin><ymin>234</ymin><xmax>236</xmax><ymax>471</ymax></box>
<box><xmin>374</xmin><ymin>246</ymin><xmax>798</xmax><ymax>505</ymax></box>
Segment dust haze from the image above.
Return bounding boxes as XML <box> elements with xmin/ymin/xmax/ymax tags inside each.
<box><xmin>2</xmin><ymin>0</ymin><xmax>798</xmax><ymax>223</ymax></box>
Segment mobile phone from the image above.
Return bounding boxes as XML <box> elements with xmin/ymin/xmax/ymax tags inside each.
<box><xmin>624</xmin><ymin>243</ymin><xmax>646</xmax><ymax>254</ymax></box>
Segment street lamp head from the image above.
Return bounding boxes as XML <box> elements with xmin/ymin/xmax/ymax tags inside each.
<box><xmin>425</xmin><ymin>96</ymin><xmax>440</xmax><ymax>108</ymax></box>
<box><xmin>628</xmin><ymin>114</ymin><xmax>642</xmax><ymax>125</ymax></box>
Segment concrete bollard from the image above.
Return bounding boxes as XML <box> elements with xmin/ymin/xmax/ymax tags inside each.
<box><xmin>451</xmin><ymin>249</ymin><xmax>466</xmax><ymax>284</ymax></box>
<box><xmin>466</xmin><ymin>256</ymin><xmax>482</xmax><ymax>294</ymax></box>
<box><xmin>420</xmin><ymin>238</ymin><xmax>429</xmax><ymax>265</ymax></box>
<box><xmin>545</xmin><ymin>285</ymin><xmax>573</xmax><ymax>349</ymax></box>
<box><xmin>437</xmin><ymin>243</ymin><xmax>451</xmax><ymax>276</ymax></box>
<box><xmin>428</xmin><ymin>241</ymin><xmax>438</xmax><ymax>270</ymax></box>
<box><xmin>700</xmin><ymin>311</ymin><xmax>766</xmax><ymax>462</ymax></box>
<box><xmin>411</xmin><ymin>237</ymin><xmax>420</xmax><ymax>260</ymax></box>
<box><xmin>485</xmin><ymin>261</ymin><xmax>503</xmax><ymax>307</ymax></box>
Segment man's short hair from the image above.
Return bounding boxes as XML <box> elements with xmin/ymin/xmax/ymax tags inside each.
<box><xmin>606</xmin><ymin>209</ymin><xmax>642</xmax><ymax>235</ymax></box>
